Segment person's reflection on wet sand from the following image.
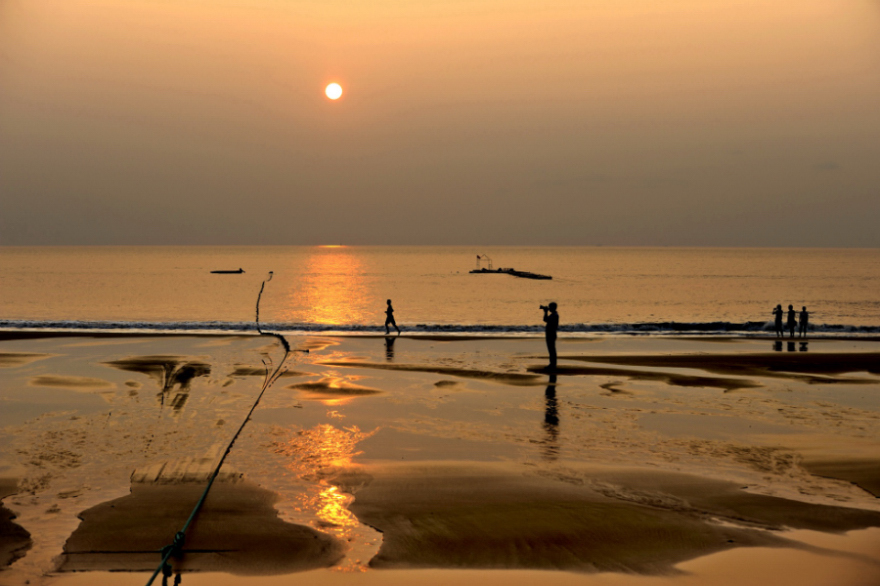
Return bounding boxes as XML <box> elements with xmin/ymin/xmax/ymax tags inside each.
<box><xmin>384</xmin><ymin>335</ymin><xmax>396</xmax><ymax>361</ymax></box>
<box><xmin>800</xmin><ymin>341</ymin><xmax>809</xmax><ymax>352</ymax></box>
<box><xmin>542</xmin><ymin>374</ymin><xmax>559</xmax><ymax>461</ymax></box>
<box><xmin>773</xmin><ymin>340</ymin><xmax>783</xmax><ymax>352</ymax></box>
<box><xmin>787</xmin><ymin>341</ymin><xmax>796</xmax><ymax>352</ymax></box>
<box><xmin>162</xmin><ymin>571</ymin><xmax>182</xmax><ymax>586</ymax></box>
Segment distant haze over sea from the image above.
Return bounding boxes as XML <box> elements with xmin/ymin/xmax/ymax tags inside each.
<box><xmin>1</xmin><ymin>1</ymin><xmax>879</xmax><ymax>247</ymax></box>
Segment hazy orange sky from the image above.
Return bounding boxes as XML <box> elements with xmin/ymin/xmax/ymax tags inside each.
<box><xmin>1</xmin><ymin>0</ymin><xmax>878</xmax><ymax>246</ymax></box>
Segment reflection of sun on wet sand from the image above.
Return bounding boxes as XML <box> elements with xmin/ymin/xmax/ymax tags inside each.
<box><xmin>289</xmin><ymin>378</ymin><xmax>383</xmax><ymax>397</ymax></box>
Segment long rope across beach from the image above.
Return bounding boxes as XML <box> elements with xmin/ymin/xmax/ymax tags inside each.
<box><xmin>146</xmin><ymin>273</ymin><xmax>294</xmax><ymax>586</ymax></box>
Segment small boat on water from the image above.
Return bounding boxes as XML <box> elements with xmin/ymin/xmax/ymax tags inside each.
<box><xmin>470</xmin><ymin>267</ymin><xmax>552</xmax><ymax>280</ymax></box>
<box><xmin>469</xmin><ymin>255</ymin><xmax>552</xmax><ymax>280</ymax></box>
<box><xmin>210</xmin><ymin>268</ymin><xmax>245</xmax><ymax>274</ymax></box>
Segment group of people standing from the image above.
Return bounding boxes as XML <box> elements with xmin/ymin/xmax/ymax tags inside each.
<box><xmin>773</xmin><ymin>304</ymin><xmax>809</xmax><ymax>339</ymax></box>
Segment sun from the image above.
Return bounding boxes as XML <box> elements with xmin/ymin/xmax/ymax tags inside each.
<box><xmin>325</xmin><ymin>83</ymin><xmax>343</xmax><ymax>100</ymax></box>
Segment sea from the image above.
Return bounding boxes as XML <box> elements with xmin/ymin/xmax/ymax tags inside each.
<box><xmin>1</xmin><ymin>246</ymin><xmax>878</xmax><ymax>336</ymax></box>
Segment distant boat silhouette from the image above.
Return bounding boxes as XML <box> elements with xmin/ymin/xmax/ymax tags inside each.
<box><xmin>210</xmin><ymin>268</ymin><xmax>245</xmax><ymax>274</ymax></box>
<box><xmin>470</xmin><ymin>267</ymin><xmax>552</xmax><ymax>280</ymax></box>
<box><xmin>470</xmin><ymin>254</ymin><xmax>551</xmax><ymax>280</ymax></box>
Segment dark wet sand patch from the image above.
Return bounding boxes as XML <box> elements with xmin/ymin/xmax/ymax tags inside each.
<box><xmin>321</xmin><ymin>361</ymin><xmax>543</xmax><ymax>386</ymax></box>
<box><xmin>802</xmin><ymin>459</ymin><xmax>880</xmax><ymax>498</ymax></box>
<box><xmin>577</xmin><ymin>467</ymin><xmax>880</xmax><ymax>533</ymax></box>
<box><xmin>0</xmin><ymin>352</ymin><xmax>52</xmax><ymax>368</ymax></box>
<box><xmin>105</xmin><ymin>355</ymin><xmax>211</xmax><ymax>382</ymax></box>
<box><xmin>29</xmin><ymin>375</ymin><xmax>114</xmax><ymax>389</ymax></box>
<box><xmin>599</xmin><ymin>382</ymin><xmax>632</xmax><ymax>395</ymax></box>
<box><xmin>334</xmin><ymin>335</ymin><xmax>541</xmax><ymax>341</ymax></box>
<box><xmin>560</xmin><ymin>353</ymin><xmax>880</xmax><ymax>382</ymax></box>
<box><xmin>528</xmin><ymin>365</ymin><xmax>759</xmax><ymax>392</ymax></box>
<box><xmin>0</xmin><ymin>478</ymin><xmax>31</xmax><ymax>568</ymax></box>
<box><xmin>297</xmin><ymin>339</ymin><xmax>340</xmax><ymax>352</ymax></box>
<box><xmin>230</xmin><ymin>366</ymin><xmax>309</xmax><ymax>378</ymax></box>
<box><xmin>667</xmin><ymin>337</ymin><xmax>747</xmax><ymax>343</ymax></box>
<box><xmin>288</xmin><ymin>379</ymin><xmax>383</xmax><ymax>396</ymax></box>
<box><xmin>58</xmin><ymin>479</ymin><xmax>344</xmax><ymax>575</ymax></box>
<box><xmin>104</xmin><ymin>355</ymin><xmax>211</xmax><ymax>392</ymax></box>
<box><xmin>434</xmin><ymin>380</ymin><xmax>461</xmax><ymax>388</ymax></box>
<box><xmin>340</xmin><ymin>463</ymin><xmax>880</xmax><ymax>573</ymax></box>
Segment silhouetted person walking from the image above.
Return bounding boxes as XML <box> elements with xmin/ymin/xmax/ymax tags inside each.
<box><xmin>542</xmin><ymin>302</ymin><xmax>559</xmax><ymax>368</ymax></box>
<box><xmin>385</xmin><ymin>299</ymin><xmax>400</xmax><ymax>336</ymax></box>
<box><xmin>787</xmin><ymin>304</ymin><xmax>797</xmax><ymax>339</ymax></box>
<box><xmin>799</xmin><ymin>306</ymin><xmax>809</xmax><ymax>338</ymax></box>
<box><xmin>773</xmin><ymin>304</ymin><xmax>784</xmax><ymax>338</ymax></box>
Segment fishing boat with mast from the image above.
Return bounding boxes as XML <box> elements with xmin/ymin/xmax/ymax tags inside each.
<box><xmin>469</xmin><ymin>254</ymin><xmax>552</xmax><ymax>280</ymax></box>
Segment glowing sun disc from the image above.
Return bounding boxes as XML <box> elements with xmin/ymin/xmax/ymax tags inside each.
<box><xmin>325</xmin><ymin>83</ymin><xmax>343</xmax><ymax>100</ymax></box>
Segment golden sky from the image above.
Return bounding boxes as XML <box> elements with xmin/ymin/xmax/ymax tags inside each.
<box><xmin>1</xmin><ymin>0</ymin><xmax>878</xmax><ymax>245</ymax></box>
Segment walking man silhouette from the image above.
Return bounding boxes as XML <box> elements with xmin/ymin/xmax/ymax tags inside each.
<box><xmin>542</xmin><ymin>302</ymin><xmax>559</xmax><ymax>369</ymax></box>
<box><xmin>385</xmin><ymin>299</ymin><xmax>400</xmax><ymax>336</ymax></box>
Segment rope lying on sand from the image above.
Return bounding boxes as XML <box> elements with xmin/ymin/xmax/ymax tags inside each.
<box><xmin>146</xmin><ymin>273</ymin><xmax>295</xmax><ymax>586</ymax></box>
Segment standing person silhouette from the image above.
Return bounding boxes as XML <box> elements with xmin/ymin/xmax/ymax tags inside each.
<box><xmin>773</xmin><ymin>304</ymin><xmax>784</xmax><ymax>338</ymax></box>
<box><xmin>385</xmin><ymin>299</ymin><xmax>400</xmax><ymax>336</ymax></box>
<box><xmin>786</xmin><ymin>304</ymin><xmax>797</xmax><ymax>339</ymax></box>
<box><xmin>542</xmin><ymin>302</ymin><xmax>559</xmax><ymax>369</ymax></box>
<box><xmin>799</xmin><ymin>306</ymin><xmax>809</xmax><ymax>338</ymax></box>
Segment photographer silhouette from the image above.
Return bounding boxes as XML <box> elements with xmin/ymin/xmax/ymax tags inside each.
<box><xmin>541</xmin><ymin>302</ymin><xmax>559</xmax><ymax>368</ymax></box>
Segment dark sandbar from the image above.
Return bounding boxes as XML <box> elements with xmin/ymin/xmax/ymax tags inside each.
<box><xmin>528</xmin><ymin>364</ymin><xmax>759</xmax><ymax>391</ymax></box>
<box><xmin>58</xmin><ymin>479</ymin><xmax>345</xmax><ymax>575</ymax></box>
<box><xmin>801</xmin><ymin>459</ymin><xmax>880</xmax><ymax>499</ymax></box>
<box><xmin>0</xmin><ymin>479</ymin><xmax>31</xmax><ymax>569</ymax></box>
<box><xmin>320</xmin><ymin>361</ymin><xmax>543</xmax><ymax>386</ymax></box>
<box><xmin>560</xmin><ymin>353</ymin><xmax>880</xmax><ymax>383</ymax></box>
<box><xmin>339</xmin><ymin>463</ymin><xmax>880</xmax><ymax>573</ymax></box>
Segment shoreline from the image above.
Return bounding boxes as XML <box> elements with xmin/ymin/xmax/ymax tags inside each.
<box><xmin>2</xmin><ymin>329</ymin><xmax>880</xmax><ymax>343</ymax></box>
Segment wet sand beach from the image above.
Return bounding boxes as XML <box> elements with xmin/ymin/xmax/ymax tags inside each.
<box><xmin>0</xmin><ymin>333</ymin><xmax>879</xmax><ymax>586</ymax></box>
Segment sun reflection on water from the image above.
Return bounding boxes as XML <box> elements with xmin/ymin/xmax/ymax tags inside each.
<box><xmin>283</xmin><ymin>247</ymin><xmax>376</xmax><ymax>326</ymax></box>
<box><xmin>269</xmin><ymin>422</ymin><xmax>378</xmax><ymax>571</ymax></box>
<box><xmin>315</xmin><ymin>485</ymin><xmax>359</xmax><ymax>529</ymax></box>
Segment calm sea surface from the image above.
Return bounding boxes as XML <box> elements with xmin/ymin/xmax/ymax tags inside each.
<box><xmin>1</xmin><ymin>246</ymin><xmax>878</xmax><ymax>335</ymax></box>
